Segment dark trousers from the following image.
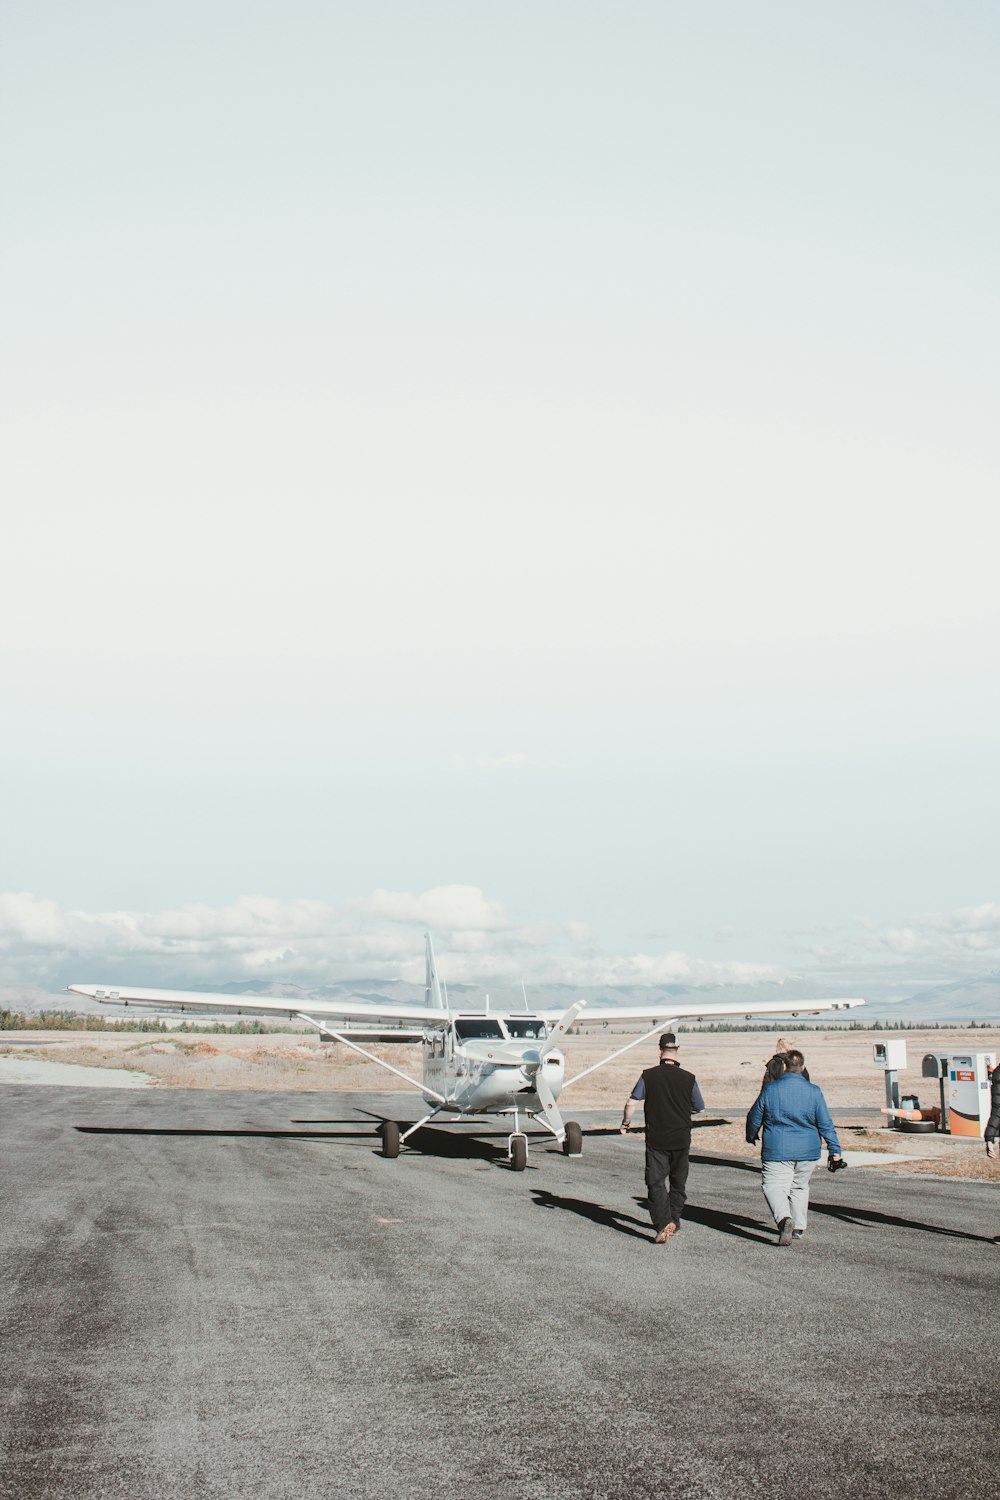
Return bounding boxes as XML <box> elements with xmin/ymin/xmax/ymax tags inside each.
<box><xmin>645</xmin><ymin>1144</ymin><xmax>690</xmax><ymax>1231</ymax></box>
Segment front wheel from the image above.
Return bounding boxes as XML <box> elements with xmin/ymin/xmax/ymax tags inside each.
<box><xmin>563</xmin><ymin>1120</ymin><xmax>583</xmax><ymax>1157</ymax></box>
<box><xmin>510</xmin><ymin>1134</ymin><xmax>527</xmax><ymax>1171</ymax></box>
<box><xmin>381</xmin><ymin>1120</ymin><xmax>401</xmax><ymax>1158</ymax></box>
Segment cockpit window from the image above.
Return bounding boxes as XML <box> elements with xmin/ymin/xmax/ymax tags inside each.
<box><xmin>454</xmin><ymin>1018</ymin><xmax>505</xmax><ymax>1041</ymax></box>
<box><xmin>504</xmin><ymin>1019</ymin><xmax>548</xmax><ymax>1040</ymax></box>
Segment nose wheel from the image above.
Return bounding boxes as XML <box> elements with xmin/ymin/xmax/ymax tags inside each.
<box><xmin>562</xmin><ymin>1120</ymin><xmax>583</xmax><ymax>1157</ymax></box>
<box><xmin>508</xmin><ymin>1133</ymin><xmax>528</xmax><ymax>1171</ymax></box>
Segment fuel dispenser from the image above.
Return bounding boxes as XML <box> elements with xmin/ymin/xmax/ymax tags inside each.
<box><xmin>876</xmin><ymin>1040</ymin><xmax>941</xmax><ymax>1132</ymax></box>
<box><xmin>911</xmin><ymin>1051</ymin><xmax>996</xmax><ymax>1136</ymax></box>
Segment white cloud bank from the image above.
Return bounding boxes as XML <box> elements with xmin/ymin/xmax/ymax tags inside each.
<box><xmin>5</xmin><ymin>889</ymin><xmax>997</xmax><ymax>1006</ymax></box>
<box><xmin>859</xmin><ymin>902</ymin><xmax>1000</xmax><ymax>961</ymax></box>
<box><xmin>0</xmin><ymin>886</ymin><xmax>787</xmax><ymax>995</ymax></box>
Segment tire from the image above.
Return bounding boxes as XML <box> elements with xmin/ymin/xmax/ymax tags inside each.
<box><xmin>897</xmin><ymin>1119</ymin><xmax>937</xmax><ymax>1134</ymax></box>
<box><xmin>510</xmin><ymin>1135</ymin><xmax>527</xmax><ymax>1171</ymax></box>
<box><xmin>563</xmin><ymin>1121</ymin><xmax>583</xmax><ymax>1157</ymax></box>
<box><xmin>381</xmin><ymin>1120</ymin><xmax>401</xmax><ymax>1158</ymax></box>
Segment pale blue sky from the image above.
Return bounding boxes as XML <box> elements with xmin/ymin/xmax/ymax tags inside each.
<box><xmin>2</xmin><ymin>3</ymin><xmax>998</xmax><ymax>996</ymax></box>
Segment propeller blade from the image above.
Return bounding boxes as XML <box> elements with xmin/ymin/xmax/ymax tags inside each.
<box><xmin>531</xmin><ymin>1061</ymin><xmax>565</xmax><ymax>1141</ymax></box>
<box><xmin>539</xmin><ymin>999</ymin><xmax>586</xmax><ymax>1057</ymax></box>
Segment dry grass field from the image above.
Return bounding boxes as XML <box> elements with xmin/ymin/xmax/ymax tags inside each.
<box><xmin>5</xmin><ymin>1024</ymin><xmax>999</xmax><ymax>1180</ymax></box>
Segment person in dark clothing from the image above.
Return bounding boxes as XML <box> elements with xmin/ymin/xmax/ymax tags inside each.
<box><xmin>761</xmin><ymin>1038</ymin><xmax>810</xmax><ymax>1090</ymax></box>
<box><xmin>620</xmin><ymin>1034</ymin><xmax>705</xmax><ymax>1244</ymax></box>
<box><xmin>985</xmin><ymin>1061</ymin><xmax>1000</xmax><ymax>1160</ymax></box>
<box><xmin>762</xmin><ymin>1053</ymin><xmax>789</xmax><ymax>1087</ymax></box>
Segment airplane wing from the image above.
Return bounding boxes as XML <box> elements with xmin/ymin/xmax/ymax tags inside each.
<box><xmin>531</xmin><ymin>997</ymin><xmax>865</xmax><ymax>1027</ymax></box>
<box><xmin>66</xmin><ymin>984</ymin><xmax>450</xmax><ymax>1033</ymax></box>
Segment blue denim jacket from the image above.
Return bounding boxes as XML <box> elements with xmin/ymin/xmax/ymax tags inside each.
<box><xmin>746</xmin><ymin>1071</ymin><xmax>841</xmax><ymax>1162</ymax></box>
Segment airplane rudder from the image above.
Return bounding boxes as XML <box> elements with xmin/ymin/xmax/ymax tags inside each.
<box><xmin>425</xmin><ymin>931</ymin><xmax>444</xmax><ymax>1009</ymax></box>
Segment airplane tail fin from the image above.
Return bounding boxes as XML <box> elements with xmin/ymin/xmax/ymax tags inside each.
<box><xmin>425</xmin><ymin>932</ymin><xmax>445</xmax><ymax>1010</ymax></box>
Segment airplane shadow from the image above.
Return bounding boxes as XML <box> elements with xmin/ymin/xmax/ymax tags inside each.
<box><xmin>400</xmin><ymin>1126</ymin><xmax>508</xmax><ymax>1164</ymax></box>
<box><xmin>583</xmin><ymin>1118</ymin><xmax>729</xmax><ymax>1140</ymax></box>
<box><xmin>74</xmin><ymin>1126</ymin><xmax>371</xmax><ymax>1141</ymax></box>
<box><xmin>74</xmin><ymin>1120</ymin><xmax>566</xmax><ymax>1168</ymax></box>
<box><xmin>531</xmin><ymin>1189</ymin><xmax>651</xmax><ymax>1241</ymax></box>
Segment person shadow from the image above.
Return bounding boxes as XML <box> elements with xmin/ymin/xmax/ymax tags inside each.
<box><xmin>807</xmin><ymin>1200</ymin><xmax>997</xmax><ymax>1245</ymax></box>
<box><xmin>531</xmin><ymin>1188</ymin><xmax>651</xmax><ymax>1241</ymax></box>
<box><xmin>530</xmin><ymin>1188</ymin><xmax>775</xmax><ymax>1245</ymax></box>
<box><xmin>633</xmin><ymin>1195</ymin><xmax>772</xmax><ymax>1244</ymax></box>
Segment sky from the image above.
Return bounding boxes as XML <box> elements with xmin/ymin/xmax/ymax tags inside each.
<box><xmin>2</xmin><ymin>2</ymin><xmax>998</xmax><ymax>1003</ymax></box>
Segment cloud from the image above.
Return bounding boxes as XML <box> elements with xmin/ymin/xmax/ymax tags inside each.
<box><xmin>0</xmin><ymin>885</ymin><xmax>787</xmax><ymax>995</ymax></box>
<box><xmin>358</xmin><ymin>885</ymin><xmax>509</xmax><ymax>932</ymax></box>
<box><xmin>861</xmin><ymin>902</ymin><xmax>1000</xmax><ymax>962</ymax></box>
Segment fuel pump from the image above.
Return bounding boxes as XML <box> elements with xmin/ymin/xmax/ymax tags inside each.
<box><xmin>943</xmin><ymin>1052</ymin><xmax>996</xmax><ymax>1137</ymax></box>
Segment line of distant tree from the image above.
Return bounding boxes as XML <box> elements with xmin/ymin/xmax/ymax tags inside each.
<box><xmin>0</xmin><ymin>1009</ymin><xmax>996</xmax><ymax>1034</ymax></box>
<box><xmin>0</xmin><ymin>1010</ymin><xmax>302</xmax><ymax>1034</ymax></box>
<box><xmin>675</xmin><ymin>1019</ymin><xmax>998</xmax><ymax>1032</ymax></box>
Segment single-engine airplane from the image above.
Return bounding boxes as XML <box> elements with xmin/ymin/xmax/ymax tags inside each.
<box><xmin>69</xmin><ymin>934</ymin><xmax>864</xmax><ymax>1170</ymax></box>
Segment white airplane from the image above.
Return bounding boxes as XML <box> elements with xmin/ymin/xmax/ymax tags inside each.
<box><xmin>69</xmin><ymin>934</ymin><xmax>864</xmax><ymax>1170</ymax></box>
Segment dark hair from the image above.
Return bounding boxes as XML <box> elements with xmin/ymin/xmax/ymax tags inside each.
<box><xmin>785</xmin><ymin>1050</ymin><xmax>805</xmax><ymax>1072</ymax></box>
<box><xmin>764</xmin><ymin>1054</ymin><xmax>787</xmax><ymax>1082</ymax></box>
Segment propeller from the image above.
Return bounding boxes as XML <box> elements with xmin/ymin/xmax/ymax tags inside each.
<box><xmin>521</xmin><ymin>999</ymin><xmax>586</xmax><ymax>1141</ymax></box>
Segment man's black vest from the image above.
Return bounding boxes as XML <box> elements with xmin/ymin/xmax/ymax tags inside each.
<box><xmin>642</xmin><ymin>1062</ymin><xmax>697</xmax><ymax>1150</ymax></box>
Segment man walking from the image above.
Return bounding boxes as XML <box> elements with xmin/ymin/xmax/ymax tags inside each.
<box><xmin>620</xmin><ymin>1034</ymin><xmax>705</xmax><ymax>1244</ymax></box>
<box><xmin>745</xmin><ymin>1050</ymin><xmax>842</xmax><ymax>1246</ymax></box>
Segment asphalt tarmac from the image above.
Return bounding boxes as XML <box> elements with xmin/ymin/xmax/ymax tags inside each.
<box><xmin>2</xmin><ymin>1086</ymin><xmax>997</xmax><ymax>1500</ymax></box>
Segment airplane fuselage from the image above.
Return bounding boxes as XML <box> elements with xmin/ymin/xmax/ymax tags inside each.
<box><xmin>421</xmin><ymin>1015</ymin><xmax>565</xmax><ymax>1119</ymax></box>
<box><xmin>423</xmin><ymin>1041</ymin><xmax>565</xmax><ymax>1114</ymax></box>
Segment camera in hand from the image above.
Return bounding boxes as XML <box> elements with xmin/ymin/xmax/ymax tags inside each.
<box><xmin>827</xmin><ymin>1156</ymin><xmax>847</xmax><ymax>1173</ymax></box>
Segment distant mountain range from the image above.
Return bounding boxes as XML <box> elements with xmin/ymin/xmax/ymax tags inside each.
<box><xmin>22</xmin><ymin>972</ymin><xmax>1000</xmax><ymax>1023</ymax></box>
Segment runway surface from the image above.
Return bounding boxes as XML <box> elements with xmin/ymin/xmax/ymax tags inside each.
<box><xmin>2</xmin><ymin>1086</ymin><xmax>997</xmax><ymax>1500</ymax></box>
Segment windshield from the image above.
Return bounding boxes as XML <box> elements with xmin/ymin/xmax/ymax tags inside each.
<box><xmin>504</xmin><ymin>1019</ymin><xmax>548</xmax><ymax>1040</ymax></box>
<box><xmin>454</xmin><ymin>1018</ymin><xmax>505</xmax><ymax>1041</ymax></box>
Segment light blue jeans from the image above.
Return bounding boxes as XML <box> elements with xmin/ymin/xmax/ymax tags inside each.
<box><xmin>761</xmin><ymin>1159</ymin><xmax>817</xmax><ymax>1231</ymax></box>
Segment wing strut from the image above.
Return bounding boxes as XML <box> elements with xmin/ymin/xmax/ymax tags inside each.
<box><xmin>294</xmin><ymin>1012</ymin><xmax>448</xmax><ymax>1104</ymax></box>
<box><xmin>560</xmin><ymin>1018</ymin><xmax>680</xmax><ymax>1091</ymax></box>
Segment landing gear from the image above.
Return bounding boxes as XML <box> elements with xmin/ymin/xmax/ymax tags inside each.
<box><xmin>562</xmin><ymin>1120</ymin><xmax>583</xmax><ymax>1157</ymax></box>
<box><xmin>380</xmin><ymin>1120</ymin><xmax>401</xmax><ymax>1159</ymax></box>
<box><xmin>509</xmin><ymin>1133</ymin><xmax>528</xmax><ymax>1171</ymax></box>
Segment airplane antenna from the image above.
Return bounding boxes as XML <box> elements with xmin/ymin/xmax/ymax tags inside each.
<box><xmin>443</xmin><ymin>978</ymin><xmax>449</xmax><ymax>1009</ymax></box>
<box><xmin>521</xmin><ymin>980</ymin><xmax>529</xmax><ymax>1011</ymax></box>
<box><xmin>485</xmin><ymin>992</ymin><xmax>490</xmax><ymax>1012</ymax></box>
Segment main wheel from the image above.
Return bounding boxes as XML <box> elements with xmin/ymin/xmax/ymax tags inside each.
<box><xmin>563</xmin><ymin>1120</ymin><xmax>583</xmax><ymax>1157</ymax></box>
<box><xmin>381</xmin><ymin>1120</ymin><xmax>401</xmax><ymax>1158</ymax></box>
<box><xmin>510</xmin><ymin>1134</ymin><xmax>528</xmax><ymax>1171</ymax></box>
